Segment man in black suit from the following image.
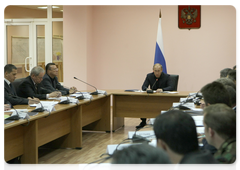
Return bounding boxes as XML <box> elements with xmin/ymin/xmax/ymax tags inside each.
<box><xmin>17</xmin><ymin>66</ymin><xmax>61</xmax><ymax>100</ymax></box>
<box><xmin>137</xmin><ymin>63</ymin><xmax>173</xmax><ymax>128</ymax></box>
<box><xmin>4</xmin><ymin>64</ymin><xmax>40</xmax><ymax>106</ymax></box>
<box><xmin>142</xmin><ymin>63</ymin><xmax>173</xmax><ymax>92</ymax></box>
<box><xmin>0</xmin><ymin>74</ymin><xmax>11</xmax><ymax>111</ymax></box>
<box><xmin>41</xmin><ymin>63</ymin><xmax>77</xmax><ymax>96</ymax></box>
<box><xmin>153</xmin><ymin>110</ymin><xmax>218</xmax><ymax>164</ymax></box>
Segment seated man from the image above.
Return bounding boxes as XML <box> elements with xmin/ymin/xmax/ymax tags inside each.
<box><xmin>220</xmin><ymin>68</ymin><xmax>232</xmax><ymax>78</ymax></box>
<box><xmin>153</xmin><ymin>110</ymin><xmax>218</xmax><ymax>164</ymax></box>
<box><xmin>203</xmin><ymin>104</ymin><xmax>236</xmax><ymax>163</ymax></box>
<box><xmin>137</xmin><ymin>63</ymin><xmax>173</xmax><ymax>128</ymax></box>
<box><xmin>17</xmin><ymin>66</ymin><xmax>61</xmax><ymax>100</ymax></box>
<box><xmin>200</xmin><ymin>81</ymin><xmax>232</xmax><ymax>154</ymax></box>
<box><xmin>111</xmin><ymin>143</ymin><xmax>171</xmax><ymax>164</ymax></box>
<box><xmin>41</xmin><ymin>63</ymin><xmax>77</xmax><ymax>95</ymax></box>
<box><xmin>228</xmin><ymin>70</ymin><xmax>240</xmax><ymax>94</ymax></box>
<box><xmin>4</xmin><ymin>64</ymin><xmax>40</xmax><ymax>106</ymax></box>
<box><xmin>0</xmin><ymin>74</ymin><xmax>11</xmax><ymax>111</ymax></box>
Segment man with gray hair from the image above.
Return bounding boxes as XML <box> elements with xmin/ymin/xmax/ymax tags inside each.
<box><xmin>18</xmin><ymin>66</ymin><xmax>61</xmax><ymax>99</ymax></box>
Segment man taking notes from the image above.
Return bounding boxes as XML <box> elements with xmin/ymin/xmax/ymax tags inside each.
<box><xmin>137</xmin><ymin>63</ymin><xmax>173</xmax><ymax>129</ymax></box>
<box><xmin>4</xmin><ymin>64</ymin><xmax>40</xmax><ymax>106</ymax></box>
<box><xmin>41</xmin><ymin>63</ymin><xmax>77</xmax><ymax>95</ymax></box>
<box><xmin>17</xmin><ymin>66</ymin><xmax>61</xmax><ymax>100</ymax></box>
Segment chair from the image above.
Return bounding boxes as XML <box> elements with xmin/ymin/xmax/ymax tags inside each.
<box><xmin>169</xmin><ymin>74</ymin><xmax>179</xmax><ymax>91</ymax></box>
<box><xmin>12</xmin><ymin>77</ymin><xmax>25</xmax><ymax>96</ymax></box>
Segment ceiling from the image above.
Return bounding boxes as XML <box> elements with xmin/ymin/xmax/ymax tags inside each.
<box><xmin>3</xmin><ymin>0</ymin><xmax>63</xmax><ymax>12</ymax></box>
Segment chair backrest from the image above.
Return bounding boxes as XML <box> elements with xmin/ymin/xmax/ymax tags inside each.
<box><xmin>12</xmin><ymin>77</ymin><xmax>25</xmax><ymax>95</ymax></box>
<box><xmin>169</xmin><ymin>74</ymin><xmax>179</xmax><ymax>91</ymax></box>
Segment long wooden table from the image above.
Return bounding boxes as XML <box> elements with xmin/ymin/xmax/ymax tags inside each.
<box><xmin>112</xmin><ymin>90</ymin><xmax>190</xmax><ymax>131</ymax></box>
<box><xmin>5</xmin><ymin>90</ymin><xmax>192</xmax><ymax>163</ymax></box>
<box><xmin>4</xmin><ymin>94</ymin><xmax>110</xmax><ymax>163</ymax></box>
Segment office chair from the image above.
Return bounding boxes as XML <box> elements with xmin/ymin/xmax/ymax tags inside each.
<box><xmin>12</xmin><ymin>77</ymin><xmax>25</xmax><ymax>95</ymax></box>
<box><xmin>169</xmin><ymin>74</ymin><xmax>179</xmax><ymax>91</ymax></box>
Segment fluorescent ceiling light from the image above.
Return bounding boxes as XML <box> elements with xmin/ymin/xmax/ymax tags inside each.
<box><xmin>38</xmin><ymin>6</ymin><xmax>59</xmax><ymax>9</ymax></box>
<box><xmin>52</xmin><ymin>1</ymin><xmax>63</xmax><ymax>4</ymax></box>
<box><xmin>11</xmin><ymin>2</ymin><xmax>34</xmax><ymax>5</ymax></box>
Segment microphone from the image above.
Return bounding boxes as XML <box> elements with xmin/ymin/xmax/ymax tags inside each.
<box><xmin>74</xmin><ymin>77</ymin><xmax>98</xmax><ymax>95</ymax></box>
<box><xmin>5</xmin><ymin>108</ymin><xmax>21</xmax><ymax>120</ymax></box>
<box><xmin>76</xmin><ymin>91</ymin><xmax>85</xmax><ymax>100</ymax></box>
<box><xmin>59</xmin><ymin>96</ymin><xmax>71</xmax><ymax>104</ymax></box>
<box><xmin>31</xmin><ymin>102</ymin><xmax>45</xmax><ymax>112</ymax></box>
<box><xmin>147</xmin><ymin>79</ymin><xmax>158</xmax><ymax>93</ymax></box>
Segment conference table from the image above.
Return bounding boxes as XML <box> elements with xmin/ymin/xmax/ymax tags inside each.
<box><xmin>111</xmin><ymin>90</ymin><xmax>191</xmax><ymax>131</ymax></box>
<box><xmin>4</xmin><ymin>90</ymin><xmax>190</xmax><ymax>163</ymax></box>
<box><xmin>4</xmin><ymin>93</ymin><xmax>111</xmax><ymax>164</ymax></box>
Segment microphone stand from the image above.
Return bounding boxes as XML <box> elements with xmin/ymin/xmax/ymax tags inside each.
<box><xmin>147</xmin><ymin>79</ymin><xmax>158</xmax><ymax>93</ymax></box>
<box><xmin>74</xmin><ymin>77</ymin><xmax>99</xmax><ymax>95</ymax></box>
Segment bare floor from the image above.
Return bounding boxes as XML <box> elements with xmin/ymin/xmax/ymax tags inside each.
<box><xmin>38</xmin><ymin>118</ymin><xmax>143</xmax><ymax>164</ymax></box>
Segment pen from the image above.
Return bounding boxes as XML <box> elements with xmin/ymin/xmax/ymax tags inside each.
<box><xmin>198</xmin><ymin>135</ymin><xmax>205</xmax><ymax>138</ymax></box>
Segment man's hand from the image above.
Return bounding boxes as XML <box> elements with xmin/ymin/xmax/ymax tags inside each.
<box><xmin>28</xmin><ymin>97</ymin><xmax>40</xmax><ymax>104</ymax></box>
<box><xmin>156</xmin><ymin>89</ymin><xmax>163</xmax><ymax>93</ymax></box>
<box><xmin>69</xmin><ymin>86</ymin><xmax>77</xmax><ymax>94</ymax></box>
<box><xmin>4</xmin><ymin>104</ymin><xmax>11</xmax><ymax>111</ymax></box>
<box><xmin>49</xmin><ymin>91</ymin><xmax>62</xmax><ymax>98</ymax></box>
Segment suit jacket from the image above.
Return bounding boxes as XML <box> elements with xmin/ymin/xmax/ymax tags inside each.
<box><xmin>142</xmin><ymin>72</ymin><xmax>173</xmax><ymax>91</ymax></box>
<box><xmin>4</xmin><ymin>81</ymin><xmax>28</xmax><ymax>106</ymax></box>
<box><xmin>0</xmin><ymin>93</ymin><xmax>11</xmax><ymax>106</ymax></box>
<box><xmin>17</xmin><ymin>76</ymin><xmax>50</xmax><ymax>100</ymax></box>
<box><xmin>180</xmin><ymin>150</ymin><xmax>219</xmax><ymax>164</ymax></box>
<box><xmin>41</xmin><ymin>74</ymin><xmax>69</xmax><ymax>95</ymax></box>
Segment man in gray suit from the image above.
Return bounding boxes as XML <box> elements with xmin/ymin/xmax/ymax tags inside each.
<box><xmin>4</xmin><ymin>64</ymin><xmax>39</xmax><ymax>106</ymax></box>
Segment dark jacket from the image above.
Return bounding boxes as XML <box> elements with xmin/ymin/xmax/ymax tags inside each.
<box><xmin>142</xmin><ymin>72</ymin><xmax>173</xmax><ymax>91</ymax></box>
<box><xmin>41</xmin><ymin>74</ymin><xmax>69</xmax><ymax>95</ymax></box>
<box><xmin>4</xmin><ymin>81</ymin><xmax>28</xmax><ymax>106</ymax></box>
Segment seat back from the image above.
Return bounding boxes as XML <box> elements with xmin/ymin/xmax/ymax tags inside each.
<box><xmin>169</xmin><ymin>74</ymin><xmax>179</xmax><ymax>91</ymax></box>
<box><xmin>12</xmin><ymin>78</ymin><xmax>25</xmax><ymax>95</ymax></box>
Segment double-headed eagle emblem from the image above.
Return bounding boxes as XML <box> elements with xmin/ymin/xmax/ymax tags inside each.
<box><xmin>181</xmin><ymin>6</ymin><xmax>198</xmax><ymax>25</ymax></box>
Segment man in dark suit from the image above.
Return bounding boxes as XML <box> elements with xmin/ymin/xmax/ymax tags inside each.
<box><xmin>142</xmin><ymin>63</ymin><xmax>173</xmax><ymax>92</ymax></box>
<box><xmin>41</xmin><ymin>63</ymin><xmax>77</xmax><ymax>95</ymax></box>
<box><xmin>0</xmin><ymin>74</ymin><xmax>11</xmax><ymax>111</ymax></box>
<box><xmin>154</xmin><ymin>110</ymin><xmax>218</xmax><ymax>164</ymax></box>
<box><xmin>4</xmin><ymin>64</ymin><xmax>40</xmax><ymax>106</ymax></box>
<box><xmin>17</xmin><ymin>66</ymin><xmax>61</xmax><ymax>100</ymax></box>
<box><xmin>137</xmin><ymin>63</ymin><xmax>173</xmax><ymax>128</ymax></box>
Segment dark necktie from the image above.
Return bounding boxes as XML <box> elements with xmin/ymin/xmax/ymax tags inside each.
<box><xmin>35</xmin><ymin>84</ymin><xmax>38</xmax><ymax>93</ymax></box>
<box><xmin>9</xmin><ymin>83</ymin><xmax>16</xmax><ymax>95</ymax></box>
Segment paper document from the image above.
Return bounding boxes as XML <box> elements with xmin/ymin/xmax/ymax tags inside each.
<box><xmin>173</xmin><ymin>102</ymin><xmax>195</xmax><ymax>108</ymax></box>
<box><xmin>192</xmin><ymin>115</ymin><xmax>204</xmax><ymax>126</ymax></box>
<box><xmin>128</xmin><ymin>131</ymin><xmax>155</xmax><ymax>139</ymax></box>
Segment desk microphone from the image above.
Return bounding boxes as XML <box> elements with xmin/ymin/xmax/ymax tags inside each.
<box><xmin>76</xmin><ymin>91</ymin><xmax>85</xmax><ymax>100</ymax></box>
<box><xmin>74</xmin><ymin>77</ymin><xmax>98</xmax><ymax>95</ymax></box>
<box><xmin>59</xmin><ymin>96</ymin><xmax>71</xmax><ymax>104</ymax></box>
<box><xmin>31</xmin><ymin>102</ymin><xmax>45</xmax><ymax>112</ymax></box>
<box><xmin>5</xmin><ymin>108</ymin><xmax>21</xmax><ymax>120</ymax></box>
<box><xmin>147</xmin><ymin>79</ymin><xmax>158</xmax><ymax>93</ymax></box>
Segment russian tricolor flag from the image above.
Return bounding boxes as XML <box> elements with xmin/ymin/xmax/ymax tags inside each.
<box><xmin>154</xmin><ymin>11</ymin><xmax>167</xmax><ymax>73</ymax></box>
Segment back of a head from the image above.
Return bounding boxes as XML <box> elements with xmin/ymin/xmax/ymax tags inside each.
<box><xmin>215</xmin><ymin>77</ymin><xmax>236</xmax><ymax>90</ymax></box>
<box><xmin>153</xmin><ymin>110</ymin><xmax>198</xmax><ymax>155</ymax></box>
<box><xmin>111</xmin><ymin>144</ymin><xmax>171</xmax><ymax>164</ymax></box>
<box><xmin>225</xmin><ymin>85</ymin><xmax>236</xmax><ymax>107</ymax></box>
<box><xmin>220</xmin><ymin>68</ymin><xmax>232</xmax><ymax>78</ymax></box>
<box><xmin>201</xmin><ymin>81</ymin><xmax>231</xmax><ymax>107</ymax></box>
<box><xmin>30</xmin><ymin>66</ymin><xmax>45</xmax><ymax>76</ymax></box>
<box><xmin>204</xmin><ymin>104</ymin><xmax>236</xmax><ymax>140</ymax></box>
<box><xmin>228</xmin><ymin>70</ymin><xmax>240</xmax><ymax>87</ymax></box>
